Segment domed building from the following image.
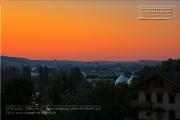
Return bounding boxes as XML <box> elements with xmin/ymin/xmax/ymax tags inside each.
<box><xmin>115</xmin><ymin>75</ymin><xmax>136</xmax><ymax>85</ymax></box>
<box><xmin>115</xmin><ymin>75</ymin><xmax>129</xmax><ymax>85</ymax></box>
<box><xmin>127</xmin><ymin>75</ymin><xmax>135</xmax><ymax>85</ymax></box>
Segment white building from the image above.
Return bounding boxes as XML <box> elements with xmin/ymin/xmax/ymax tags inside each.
<box><xmin>115</xmin><ymin>75</ymin><xmax>135</xmax><ymax>85</ymax></box>
<box><xmin>130</xmin><ymin>72</ymin><xmax>180</xmax><ymax>120</ymax></box>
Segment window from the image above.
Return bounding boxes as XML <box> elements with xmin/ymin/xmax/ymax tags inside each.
<box><xmin>169</xmin><ymin>110</ymin><xmax>175</xmax><ymax>119</ymax></box>
<box><xmin>169</xmin><ymin>95</ymin><xmax>175</xmax><ymax>103</ymax></box>
<box><xmin>157</xmin><ymin>93</ymin><xmax>163</xmax><ymax>103</ymax></box>
<box><xmin>156</xmin><ymin>80</ymin><xmax>163</xmax><ymax>87</ymax></box>
<box><xmin>145</xmin><ymin>93</ymin><xmax>151</xmax><ymax>102</ymax></box>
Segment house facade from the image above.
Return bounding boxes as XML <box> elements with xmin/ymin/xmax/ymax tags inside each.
<box><xmin>130</xmin><ymin>72</ymin><xmax>180</xmax><ymax>120</ymax></box>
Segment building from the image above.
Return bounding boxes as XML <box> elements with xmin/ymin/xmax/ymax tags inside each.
<box><xmin>130</xmin><ymin>72</ymin><xmax>180</xmax><ymax>120</ymax></box>
<box><xmin>115</xmin><ymin>75</ymin><xmax>129</xmax><ymax>85</ymax></box>
<box><xmin>115</xmin><ymin>75</ymin><xmax>135</xmax><ymax>85</ymax></box>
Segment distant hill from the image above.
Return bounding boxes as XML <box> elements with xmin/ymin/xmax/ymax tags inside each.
<box><xmin>0</xmin><ymin>56</ymin><xmax>92</xmax><ymax>67</ymax></box>
<box><xmin>1</xmin><ymin>56</ymin><xmax>54</xmax><ymax>67</ymax></box>
<box><xmin>1</xmin><ymin>55</ymin><xmax>161</xmax><ymax>67</ymax></box>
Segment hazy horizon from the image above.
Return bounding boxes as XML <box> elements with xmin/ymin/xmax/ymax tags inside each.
<box><xmin>1</xmin><ymin>55</ymin><xmax>178</xmax><ymax>62</ymax></box>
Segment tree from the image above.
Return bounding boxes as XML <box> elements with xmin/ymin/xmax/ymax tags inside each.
<box><xmin>5</xmin><ymin>67</ymin><xmax>9</xmax><ymax>81</ymax></box>
<box><xmin>38</xmin><ymin>66</ymin><xmax>43</xmax><ymax>84</ymax></box>
<box><xmin>70</xmin><ymin>67</ymin><xmax>83</xmax><ymax>86</ymax></box>
<box><xmin>21</xmin><ymin>66</ymin><xmax>31</xmax><ymax>80</ymax></box>
<box><xmin>60</xmin><ymin>87</ymin><xmax>91</xmax><ymax>105</ymax></box>
<box><xmin>1</xmin><ymin>78</ymin><xmax>34</xmax><ymax>105</ymax></box>
<box><xmin>38</xmin><ymin>66</ymin><xmax>50</xmax><ymax>86</ymax></box>
<box><xmin>48</xmin><ymin>71</ymin><xmax>76</xmax><ymax>105</ymax></box>
<box><xmin>67</xmin><ymin>77</ymin><xmax>75</xmax><ymax>91</ymax></box>
<box><xmin>1</xmin><ymin>78</ymin><xmax>34</xmax><ymax>120</ymax></box>
<box><xmin>43</xmin><ymin>66</ymin><xmax>49</xmax><ymax>86</ymax></box>
<box><xmin>1</xmin><ymin>67</ymin><xmax>20</xmax><ymax>82</ymax></box>
<box><xmin>133</xmin><ymin>58</ymin><xmax>180</xmax><ymax>84</ymax></box>
<box><xmin>61</xmin><ymin>72</ymin><xmax>68</xmax><ymax>91</ymax></box>
<box><xmin>48</xmin><ymin>73</ymin><xmax>63</xmax><ymax>105</ymax></box>
<box><xmin>1</xmin><ymin>67</ymin><xmax>5</xmax><ymax>82</ymax></box>
<box><xmin>161</xmin><ymin>58</ymin><xmax>180</xmax><ymax>71</ymax></box>
<box><xmin>93</xmin><ymin>81</ymin><xmax>133</xmax><ymax>120</ymax></box>
<box><xmin>59</xmin><ymin>87</ymin><xmax>92</xmax><ymax>120</ymax></box>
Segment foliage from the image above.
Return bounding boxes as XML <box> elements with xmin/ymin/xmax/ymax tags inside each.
<box><xmin>136</xmin><ymin>58</ymin><xmax>180</xmax><ymax>74</ymax></box>
<box><xmin>60</xmin><ymin>87</ymin><xmax>91</xmax><ymax>105</ymax></box>
<box><xmin>1</xmin><ymin>78</ymin><xmax>35</xmax><ymax>120</ymax></box>
<box><xmin>70</xmin><ymin>67</ymin><xmax>84</xmax><ymax>86</ymax></box>
<box><xmin>47</xmin><ymin>68</ymin><xmax>93</xmax><ymax>120</ymax></box>
<box><xmin>21</xmin><ymin>66</ymin><xmax>31</xmax><ymax>79</ymax></box>
<box><xmin>38</xmin><ymin>66</ymin><xmax>51</xmax><ymax>86</ymax></box>
<box><xmin>1</xmin><ymin>67</ymin><xmax>21</xmax><ymax>82</ymax></box>
<box><xmin>133</xmin><ymin>58</ymin><xmax>180</xmax><ymax>84</ymax></box>
<box><xmin>1</xmin><ymin>66</ymin><xmax>32</xmax><ymax>82</ymax></box>
<box><xmin>161</xmin><ymin>58</ymin><xmax>180</xmax><ymax>71</ymax></box>
<box><xmin>93</xmin><ymin>81</ymin><xmax>138</xmax><ymax>120</ymax></box>
<box><xmin>1</xmin><ymin>78</ymin><xmax>34</xmax><ymax>105</ymax></box>
<box><xmin>48</xmin><ymin>71</ymin><xmax>76</xmax><ymax>105</ymax></box>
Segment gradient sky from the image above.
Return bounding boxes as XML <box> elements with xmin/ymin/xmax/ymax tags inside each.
<box><xmin>0</xmin><ymin>0</ymin><xmax>180</xmax><ymax>61</ymax></box>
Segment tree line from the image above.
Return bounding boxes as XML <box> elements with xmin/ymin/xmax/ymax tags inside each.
<box><xmin>1</xmin><ymin>66</ymin><xmax>31</xmax><ymax>82</ymax></box>
<box><xmin>1</xmin><ymin>66</ymin><xmax>51</xmax><ymax>85</ymax></box>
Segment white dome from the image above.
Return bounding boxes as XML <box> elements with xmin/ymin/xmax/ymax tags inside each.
<box><xmin>127</xmin><ymin>75</ymin><xmax>134</xmax><ymax>84</ymax></box>
<box><xmin>115</xmin><ymin>75</ymin><xmax>129</xmax><ymax>85</ymax></box>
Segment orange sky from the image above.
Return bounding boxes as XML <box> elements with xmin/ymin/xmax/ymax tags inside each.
<box><xmin>0</xmin><ymin>1</ymin><xmax>180</xmax><ymax>61</ymax></box>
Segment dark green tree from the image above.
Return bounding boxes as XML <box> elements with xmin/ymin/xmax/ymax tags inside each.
<box><xmin>67</xmin><ymin>77</ymin><xmax>75</xmax><ymax>91</ymax></box>
<box><xmin>43</xmin><ymin>66</ymin><xmax>49</xmax><ymax>86</ymax></box>
<box><xmin>5</xmin><ymin>67</ymin><xmax>9</xmax><ymax>81</ymax></box>
<box><xmin>59</xmin><ymin>87</ymin><xmax>92</xmax><ymax>120</ymax></box>
<box><xmin>48</xmin><ymin>71</ymin><xmax>76</xmax><ymax>105</ymax></box>
<box><xmin>1</xmin><ymin>67</ymin><xmax>5</xmax><ymax>82</ymax></box>
<box><xmin>161</xmin><ymin>58</ymin><xmax>180</xmax><ymax>71</ymax></box>
<box><xmin>1</xmin><ymin>78</ymin><xmax>34</xmax><ymax>120</ymax></box>
<box><xmin>11</xmin><ymin>66</ymin><xmax>18</xmax><ymax>78</ymax></box>
<box><xmin>61</xmin><ymin>72</ymin><xmax>68</xmax><ymax>91</ymax></box>
<box><xmin>93</xmin><ymin>81</ymin><xmax>131</xmax><ymax>120</ymax></box>
<box><xmin>1</xmin><ymin>67</ymin><xmax>22</xmax><ymax>82</ymax></box>
<box><xmin>48</xmin><ymin>73</ymin><xmax>63</xmax><ymax>104</ymax></box>
<box><xmin>70</xmin><ymin>67</ymin><xmax>83</xmax><ymax>86</ymax></box>
<box><xmin>38</xmin><ymin>66</ymin><xmax>50</xmax><ymax>86</ymax></box>
<box><xmin>21</xmin><ymin>66</ymin><xmax>31</xmax><ymax>80</ymax></box>
<box><xmin>1</xmin><ymin>78</ymin><xmax>34</xmax><ymax>105</ymax></box>
<box><xmin>38</xmin><ymin>66</ymin><xmax>43</xmax><ymax>84</ymax></box>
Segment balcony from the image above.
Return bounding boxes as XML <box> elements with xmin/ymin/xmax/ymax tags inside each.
<box><xmin>130</xmin><ymin>100</ymin><xmax>151</xmax><ymax>109</ymax></box>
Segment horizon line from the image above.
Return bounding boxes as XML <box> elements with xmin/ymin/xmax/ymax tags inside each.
<box><xmin>0</xmin><ymin>55</ymin><xmax>169</xmax><ymax>62</ymax></box>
